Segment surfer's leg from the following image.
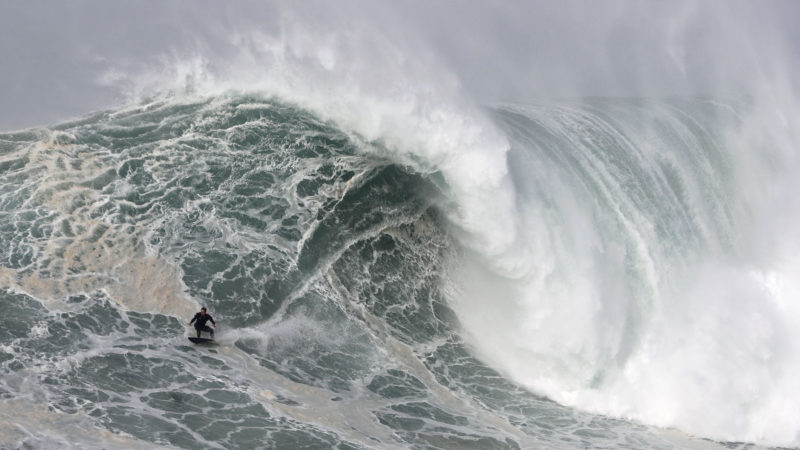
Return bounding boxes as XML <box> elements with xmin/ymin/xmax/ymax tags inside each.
<box><xmin>196</xmin><ymin>328</ymin><xmax>201</xmax><ymax>338</ymax></box>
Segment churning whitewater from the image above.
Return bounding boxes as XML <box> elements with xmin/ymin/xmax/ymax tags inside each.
<box><xmin>1</xmin><ymin>92</ymin><xmax>799</xmax><ymax>449</ymax></box>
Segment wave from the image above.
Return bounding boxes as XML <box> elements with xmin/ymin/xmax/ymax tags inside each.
<box><xmin>1</xmin><ymin>93</ymin><xmax>799</xmax><ymax>448</ymax></box>
<box><xmin>461</xmin><ymin>98</ymin><xmax>800</xmax><ymax>445</ymax></box>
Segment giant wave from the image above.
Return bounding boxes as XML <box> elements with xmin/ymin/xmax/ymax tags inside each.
<box><xmin>0</xmin><ymin>93</ymin><xmax>798</xmax><ymax>449</ymax></box>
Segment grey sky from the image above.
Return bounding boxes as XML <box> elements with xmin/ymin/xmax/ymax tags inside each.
<box><xmin>1</xmin><ymin>0</ymin><xmax>798</xmax><ymax>131</ymax></box>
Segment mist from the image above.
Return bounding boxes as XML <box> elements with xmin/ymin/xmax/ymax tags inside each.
<box><xmin>1</xmin><ymin>0</ymin><xmax>798</xmax><ymax>131</ymax></box>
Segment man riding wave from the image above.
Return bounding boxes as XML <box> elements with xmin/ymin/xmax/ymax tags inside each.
<box><xmin>188</xmin><ymin>307</ymin><xmax>216</xmax><ymax>339</ymax></box>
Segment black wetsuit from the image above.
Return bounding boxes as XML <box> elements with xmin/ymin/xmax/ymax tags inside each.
<box><xmin>190</xmin><ymin>313</ymin><xmax>216</xmax><ymax>338</ymax></box>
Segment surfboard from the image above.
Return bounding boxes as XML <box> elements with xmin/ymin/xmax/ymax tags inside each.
<box><xmin>188</xmin><ymin>337</ymin><xmax>217</xmax><ymax>345</ymax></box>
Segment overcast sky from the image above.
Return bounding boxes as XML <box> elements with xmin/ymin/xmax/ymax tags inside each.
<box><xmin>1</xmin><ymin>0</ymin><xmax>798</xmax><ymax>131</ymax></box>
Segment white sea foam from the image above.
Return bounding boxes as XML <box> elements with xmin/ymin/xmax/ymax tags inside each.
<box><xmin>448</xmin><ymin>96</ymin><xmax>800</xmax><ymax>446</ymax></box>
<box><xmin>0</xmin><ymin>130</ymin><xmax>197</xmax><ymax>317</ymax></box>
<box><xmin>85</xmin><ymin>4</ymin><xmax>800</xmax><ymax>446</ymax></box>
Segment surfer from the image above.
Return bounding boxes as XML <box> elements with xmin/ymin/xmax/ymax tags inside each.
<box><xmin>188</xmin><ymin>307</ymin><xmax>216</xmax><ymax>339</ymax></box>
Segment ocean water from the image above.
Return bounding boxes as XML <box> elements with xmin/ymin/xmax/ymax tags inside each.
<box><xmin>0</xmin><ymin>94</ymin><xmax>798</xmax><ymax>449</ymax></box>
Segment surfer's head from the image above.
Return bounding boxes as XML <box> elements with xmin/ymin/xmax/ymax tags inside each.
<box><xmin>200</xmin><ymin>307</ymin><xmax>207</xmax><ymax>315</ymax></box>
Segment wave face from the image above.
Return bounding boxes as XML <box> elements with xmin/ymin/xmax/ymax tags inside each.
<box><xmin>0</xmin><ymin>95</ymin><xmax>798</xmax><ymax>449</ymax></box>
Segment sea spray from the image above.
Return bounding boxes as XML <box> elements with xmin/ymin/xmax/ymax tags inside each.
<box><xmin>450</xmin><ymin>98</ymin><xmax>800</xmax><ymax>446</ymax></box>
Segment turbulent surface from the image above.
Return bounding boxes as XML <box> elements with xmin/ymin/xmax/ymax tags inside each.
<box><xmin>0</xmin><ymin>96</ymin><xmax>771</xmax><ymax>449</ymax></box>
